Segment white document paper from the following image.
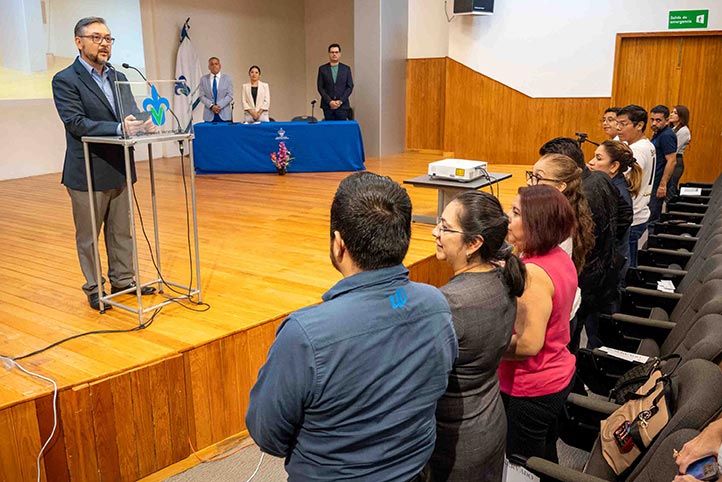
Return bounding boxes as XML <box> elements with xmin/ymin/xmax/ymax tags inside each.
<box><xmin>657</xmin><ymin>280</ymin><xmax>676</xmax><ymax>293</ymax></box>
<box><xmin>503</xmin><ymin>459</ymin><xmax>541</xmax><ymax>482</ymax></box>
<box><xmin>598</xmin><ymin>346</ymin><xmax>650</xmax><ymax>364</ymax></box>
<box><xmin>679</xmin><ymin>187</ymin><xmax>703</xmax><ymax>196</ymax></box>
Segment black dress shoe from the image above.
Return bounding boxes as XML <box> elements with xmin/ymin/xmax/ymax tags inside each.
<box><xmin>111</xmin><ymin>282</ymin><xmax>156</xmax><ymax>295</ymax></box>
<box><xmin>88</xmin><ymin>292</ymin><xmax>112</xmax><ymax>311</ymax></box>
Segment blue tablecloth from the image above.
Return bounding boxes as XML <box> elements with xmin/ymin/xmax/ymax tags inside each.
<box><xmin>193</xmin><ymin>121</ymin><xmax>365</xmax><ymax>174</ymax></box>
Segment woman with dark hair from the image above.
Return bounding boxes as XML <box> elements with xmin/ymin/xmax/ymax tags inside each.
<box><xmin>499</xmin><ymin>185</ymin><xmax>578</xmax><ymax>464</ymax></box>
<box><xmin>427</xmin><ymin>191</ymin><xmax>526</xmax><ymax>482</ymax></box>
<box><xmin>668</xmin><ymin>105</ymin><xmax>691</xmax><ymax>198</ymax></box>
<box><xmin>589</xmin><ymin>140</ymin><xmax>643</xmax><ymax>280</ymax></box>
<box><xmin>242</xmin><ymin>65</ymin><xmax>270</xmax><ymax>122</ymax></box>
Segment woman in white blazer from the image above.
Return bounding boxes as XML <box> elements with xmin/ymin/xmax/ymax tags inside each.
<box><xmin>242</xmin><ymin>65</ymin><xmax>270</xmax><ymax>123</ymax></box>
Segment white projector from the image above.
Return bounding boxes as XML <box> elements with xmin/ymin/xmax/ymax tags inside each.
<box><xmin>428</xmin><ymin>159</ymin><xmax>488</xmax><ymax>182</ymax></box>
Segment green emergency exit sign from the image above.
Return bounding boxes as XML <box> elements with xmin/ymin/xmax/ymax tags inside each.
<box><xmin>668</xmin><ymin>10</ymin><xmax>709</xmax><ymax>29</ymax></box>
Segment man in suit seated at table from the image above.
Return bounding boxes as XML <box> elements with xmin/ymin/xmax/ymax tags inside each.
<box><xmin>199</xmin><ymin>57</ymin><xmax>233</xmax><ymax>122</ymax></box>
<box><xmin>317</xmin><ymin>43</ymin><xmax>353</xmax><ymax>121</ymax></box>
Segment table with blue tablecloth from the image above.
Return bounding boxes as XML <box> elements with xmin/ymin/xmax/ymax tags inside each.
<box><xmin>193</xmin><ymin>121</ymin><xmax>365</xmax><ymax>173</ymax></box>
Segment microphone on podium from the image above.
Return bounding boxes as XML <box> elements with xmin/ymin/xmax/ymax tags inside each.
<box><xmin>310</xmin><ymin>99</ymin><xmax>318</xmax><ymax>124</ymax></box>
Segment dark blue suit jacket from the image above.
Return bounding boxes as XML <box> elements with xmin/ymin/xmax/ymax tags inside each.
<box><xmin>52</xmin><ymin>58</ymin><xmax>137</xmax><ymax>191</ymax></box>
<box><xmin>317</xmin><ymin>62</ymin><xmax>353</xmax><ymax>110</ymax></box>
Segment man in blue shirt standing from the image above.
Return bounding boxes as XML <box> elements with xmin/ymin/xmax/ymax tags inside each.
<box><xmin>317</xmin><ymin>43</ymin><xmax>353</xmax><ymax>121</ymax></box>
<box><xmin>247</xmin><ymin>172</ymin><xmax>458</xmax><ymax>481</ymax></box>
<box><xmin>648</xmin><ymin>104</ymin><xmax>678</xmax><ymax>228</ymax></box>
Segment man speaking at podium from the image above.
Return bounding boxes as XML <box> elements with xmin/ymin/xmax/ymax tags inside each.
<box><xmin>52</xmin><ymin>16</ymin><xmax>155</xmax><ymax>310</ymax></box>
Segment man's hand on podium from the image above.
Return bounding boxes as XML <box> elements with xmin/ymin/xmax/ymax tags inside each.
<box><xmin>124</xmin><ymin>114</ymin><xmax>158</xmax><ymax>136</ymax></box>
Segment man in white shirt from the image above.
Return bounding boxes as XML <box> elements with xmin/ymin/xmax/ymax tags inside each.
<box><xmin>199</xmin><ymin>57</ymin><xmax>233</xmax><ymax>122</ymax></box>
<box><xmin>616</xmin><ymin>104</ymin><xmax>656</xmax><ymax>267</ymax></box>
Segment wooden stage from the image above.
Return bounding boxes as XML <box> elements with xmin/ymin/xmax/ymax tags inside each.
<box><xmin>0</xmin><ymin>152</ymin><xmax>527</xmax><ymax>481</ymax></box>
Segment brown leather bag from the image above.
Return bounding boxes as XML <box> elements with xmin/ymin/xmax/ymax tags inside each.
<box><xmin>600</xmin><ymin>369</ymin><xmax>675</xmax><ymax>475</ymax></box>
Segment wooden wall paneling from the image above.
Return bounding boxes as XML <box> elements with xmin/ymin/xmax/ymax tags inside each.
<box><xmin>35</xmin><ymin>393</ymin><xmax>70</xmax><ymax>482</ymax></box>
<box><xmin>440</xmin><ymin>59</ymin><xmax>610</xmax><ymax>165</ymax></box>
<box><xmin>148</xmin><ymin>361</ymin><xmax>173</xmax><ymax>472</ymax></box>
<box><xmin>219</xmin><ymin>332</ymin><xmax>250</xmax><ymax>437</ymax></box>
<box><xmin>406</xmin><ymin>58</ymin><xmax>447</xmax><ymax>150</ymax></box>
<box><xmin>0</xmin><ymin>405</ymin><xmax>24</xmax><ymax>482</ymax></box>
<box><xmin>11</xmin><ymin>401</ymin><xmax>48</xmax><ymax>482</ymax></box>
<box><xmin>89</xmin><ymin>380</ymin><xmax>122</xmax><ymax>481</ymax></box>
<box><xmin>185</xmin><ymin>346</ymin><xmax>213</xmax><ymax>451</ymax></box>
<box><xmin>165</xmin><ymin>355</ymin><xmax>190</xmax><ymax>464</ymax></box>
<box><xmin>611</xmin><ymin>36</ymin><xmax>682</xmax><ymax>112</ymax></box>
<box><xmin>204</xmin><ymin>342</ymin><xmax>227</xmax><ymax>444</ymax></box>
<box><xmin>109</xmin><ymin>373</ymin><xmax>140</xmax><ymax>481</ymax></box>
<box><xmin>677</xmin><ymin>36</ymin><xmax>722</xmax><ymax>183</ymax></box>
<box><xmin>130</xmin><ymin>367</ymin><xmax>157</xmax><ymax>477</ymax></box>
<box><xmin>59</xmin><ymin>385</ymin><xmax>99</xmax><ymax>481</ymax></box>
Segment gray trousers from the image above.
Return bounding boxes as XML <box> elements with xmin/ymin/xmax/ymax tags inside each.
<box><xmin>67</xmin><ymin>186</ymin><xmax>134</xmax><ymax>295</ymax></box>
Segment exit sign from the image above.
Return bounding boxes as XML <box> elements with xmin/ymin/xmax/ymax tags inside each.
<box><xmin>669</xmin><ymin>10</ymin><xmax>709</xmax><ymax>29</ymax></box>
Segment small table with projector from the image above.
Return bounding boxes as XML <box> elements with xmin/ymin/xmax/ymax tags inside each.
<box><xmin>404</xmin><ymin>159</ymin><xmax>512</xmax><ymax>224</ymax></box>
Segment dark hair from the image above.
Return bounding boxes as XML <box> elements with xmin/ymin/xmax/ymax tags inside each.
<box><xmin>328</xmin><ymin>43</ymin><xmax>341</xmax><ymax>52</ymax></box>
<box><xmin>248</xmin><ymin>65</ymin><xmax>261</xmax><ymax>74</ymax></box>
<box><xmin>330</xmin><ymin>172</ymin><xmax>411</xmax><ymax>270</ymax></box>
<box><xmin>74</xmin><ymin>17</ymin><xmax>106</xmax><ymax>37</ymax></box>
<box><xmin>539</xmin><ymin>137</ymin><xmax>585</xmax><ymax>169</ymax></box>
<box><xmin>672</xmin><ymin>105</ymin><xmax>690</xmax><ymax>131</ymax></box>
<box><xmin>618</xmin><ymin>104</ymin><xmax>648</xmax><ymax>132</ymax></box>
<box><xmin>599</xmin><ymin>140</ymin><xmax>642</xmax><ymax>197</ymax></box>
<box><xmin>517</xmin><ymin>185</ymin><xmax>576</xmax><ymax>259</ymax></box>
<box><xmin>208</xmin><ymin>56</ymin><xmax>220</xmax><ymax>63</ymax></box>
<box><xmin>604</xmin><ymin>107</ymin><xmax>621</xmax><ymax>115</ymax></box>
<box><xmin>650</xmin><ymin>104</ymin><xmax>670</xmax><ymax>119</ymax></box>
<box><xmin>535</xmin><ymin>154</ymin><xmax>594</xmax><ymax>273</ymax></box>
<box><xmin>452</xmin><ymin>191</ymin><xmax>526</xmax><ymax>297</ymax></box>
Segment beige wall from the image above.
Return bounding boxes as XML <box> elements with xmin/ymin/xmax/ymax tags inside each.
<box><xmin>304</xmin><ymin>0</ymin><xmax>354</xmax><ymax>116</ymax></box>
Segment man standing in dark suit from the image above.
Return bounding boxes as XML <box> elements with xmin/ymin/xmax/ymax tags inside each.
<box><xmin>317</xmin><ymin>43</ymin><xmax>354</xmax><ymax>121</ymax></box>
<box><xmin>52</xmin><ymin>17</ymin><xmax>155</xmax><ymax>310</ymax></box>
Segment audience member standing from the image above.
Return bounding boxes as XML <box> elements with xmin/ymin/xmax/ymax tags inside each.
<box><xmin>601</xmin><ymin>107</ymin><xmax>621</xmax><ymax>140</ymax></box>
<box><xmin>427</xmin><ymin>191</ymin><xmax>525</xmax><ymax>482</ymax></box>
<box><xmin>589</xmin><ymin>140</ymin><xmax>642</xmax><ymax>293</ymax></box>
<box><xmin>199</xmin><ymin>57</ymin><xmax>233</xmax><ymax>122</ymax></box>
<box><xmin>499</xmin><ymin>185</ymin><xmax>578</xmax><ymax>464</ymax></box>
<box><xmin>538</xmin><ymin>140</ymin><xmax>626</xmax><ymax>350</ymax></box>
<box><xmin>246</xmin><ymin>172</ymin><xmax>458</xmax><ymax>482</ymax></box>
<box><xmin>317</xmin><ymin>43</ymin><xmax>354</xmax><ymax>121</ymax></box>
<box><xmin>648</xmin><ymin>105</ymin><xmax>678</xmax><ymax>226</ymax></box>
<box><xmin>241</xmin><ymin>65</ymin><xmax>270</xmax><ymax>123</ymax></box>
<box><xmin>668</xmin><ymin>105</ymin><xmax>691</xmax><ymax>198</ymax></box>
<box><xmin>616</xmin><ymin>104</ymin><xmax>656</xmax><ymax>267</ymax></box>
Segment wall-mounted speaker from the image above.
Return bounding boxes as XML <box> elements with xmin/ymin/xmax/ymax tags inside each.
<box><xmin>453</xmin><ymin>0</ymin><xmax>494</xmax><ymax>16</ymax></box>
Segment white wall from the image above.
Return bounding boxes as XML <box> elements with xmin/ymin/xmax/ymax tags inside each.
<box><xmin>410</xmin><ymin>0</ymin><xmax>722</xmax><ymax>97</ymax></box>
<box><xmin>408</xmin><ymin>0</ymin><xmax>448</xmax><ymax>58</ymax></box>
<box><xmin>0</xmin><ymin>0</ymin><xmax>47</xmax><ymax>72</ymax></box>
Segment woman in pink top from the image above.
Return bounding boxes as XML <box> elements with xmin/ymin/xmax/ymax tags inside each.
<box><xmin>499</xmin><ymin>185</ymin><xmax>578</xmax><ymax>464</ymax></box>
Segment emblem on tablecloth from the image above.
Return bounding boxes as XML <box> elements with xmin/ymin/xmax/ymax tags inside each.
<box><xmin>275</xmin><ymin>128</ymin><xmax>290</xmax><ymax>140</ymax></box>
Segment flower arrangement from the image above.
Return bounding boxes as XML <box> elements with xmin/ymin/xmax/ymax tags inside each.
<box><xmin>270</xmin><ymin>142</ymin><xmax>294</xmax><ymax>173</ymax></box>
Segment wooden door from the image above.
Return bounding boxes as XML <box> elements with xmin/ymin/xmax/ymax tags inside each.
<box><xmin>612</xmin><ymin>32</ymin><xmax>722</xmax><ymax>183</ymax></box>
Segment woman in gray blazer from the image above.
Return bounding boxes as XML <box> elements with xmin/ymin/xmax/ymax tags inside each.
<box><xmin>242</xmin><ymin>65</ymin><xmax>270</xmax><ymax>123</ymax></box>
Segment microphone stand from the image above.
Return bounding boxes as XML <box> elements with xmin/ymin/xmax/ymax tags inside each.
<box><xmin>575</xmin><ymin>132</ymin><xmax>600</xmax><ymax>147</ymax></box>
<box><xmin>310</xmin><ymin>100</ymin><xmax>318</xmax><ymax>124</ymax></box>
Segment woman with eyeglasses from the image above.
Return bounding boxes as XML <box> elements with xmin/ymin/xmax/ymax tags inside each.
<box><xmin>427</xmin><ymin>191</ymin><xmax>526</xmax><ymax>482</ymax></box>
<box><xmin>668</xmin><ymin>105</ymin><xmax>691</xmax><ymax>199</ymax></box>
<box><xmin>499</xmin><ymin>184</ymin><xmax>578</xmax><ymax>464</ymax></box>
